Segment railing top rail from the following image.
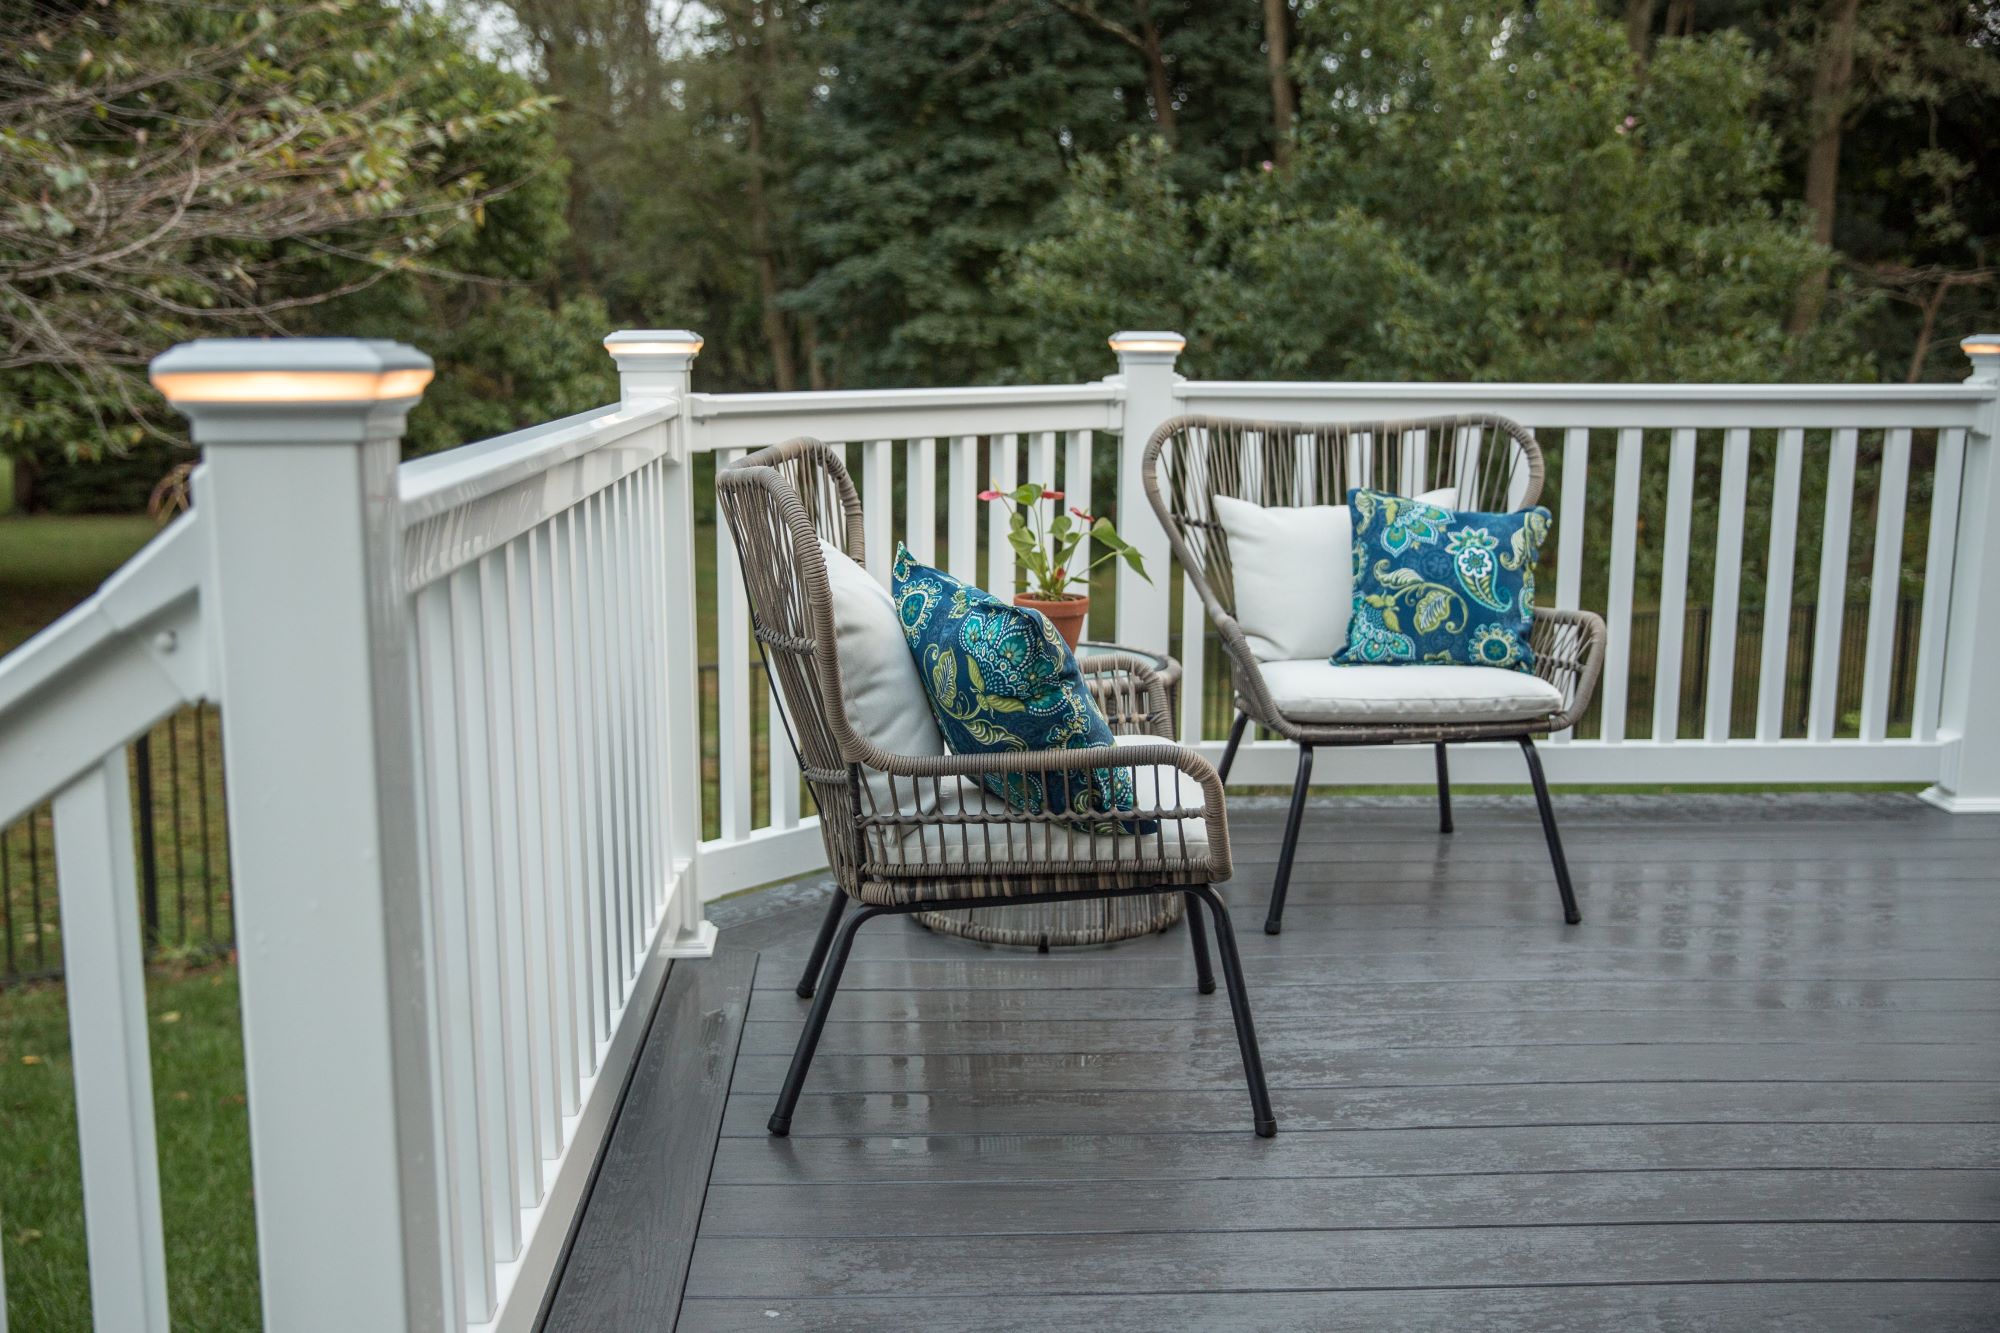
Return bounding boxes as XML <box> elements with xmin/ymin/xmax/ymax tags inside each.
<box><xmin>397</xmin><ymin>396</ymin><xmax>677</xmax><ymax>524</ymax></box>
<box><xmin>0</xmin><ymin>514</ymin><xmax>208</xmax><ymax>827</ymax></box>
<box><xmin>690</xmin><ymin>381</ymin><xmax>1123</xmax><ymax>449</ymax></box>
<box><xmin>1177</xmin><ymin>379</ymin><xmax>1988</xmax><ymax>429</ymax></box>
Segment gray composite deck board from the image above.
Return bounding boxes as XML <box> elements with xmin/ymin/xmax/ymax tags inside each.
<box><xmin>549</xmin><ymin>794</ymin><xmax>2000</xmax><ymax>1330</ymax></box>
<box><xmin>541</xmin><ymin>950</ymin><xmax>756</xmax><ymax>1333</ymax></box>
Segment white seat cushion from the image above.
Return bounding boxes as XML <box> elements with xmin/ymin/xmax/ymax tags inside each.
<box><xmin>819</xmin><ymin>542</ymin><xmax>946</xmax><ymax>808</ymax></box>
<box><xmin>1215</xmin><ymin>487</ymin><xmax>1455</xmax><ymax>663</ymax></box>
<box><xmin>879</xmin><ymin>736</ymin><xmax>1208</xmax><ymax>868</ymax></box>
<box><xmin>1258</xmin><ymin>659</ymin><xmax>1563</xmax><ymax>725</ymax></box>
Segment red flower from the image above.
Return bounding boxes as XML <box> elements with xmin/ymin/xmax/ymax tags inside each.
<box><xmin>1069</xmin><ymin>506</ymin><xmax>1095</xmax><ymax>523</ymax></box>
<box><xmin>1043</xmin><ymin>489</ymin><xmax>1063</xmax><ymax>501</ymax></box>
<box><xmin>977</xmin><ymin>488</ymin><xmax>1003</xmax><ymax>502</ymax></box>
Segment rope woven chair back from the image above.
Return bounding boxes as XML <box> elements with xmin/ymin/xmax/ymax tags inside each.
<box><xmin>1142</xmin><ymin>413</ymin><xmax>1544</xmax><ymax>624</ymax></box>
<box><xmin>715</xmin><ymin>437</ymin><xmax>871</xmax><ymax>892</ymax></box>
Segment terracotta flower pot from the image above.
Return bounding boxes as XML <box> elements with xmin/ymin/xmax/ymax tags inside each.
<box><xmin>1015</xmin><ymin>591</ymin><xmax>1089</xmax><ymax>649</ymax></box>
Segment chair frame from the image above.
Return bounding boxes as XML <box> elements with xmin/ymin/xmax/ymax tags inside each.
<box><xmin>717</xmin><ymin>437</ymin><xmax>1275</xmax><ymax>1137</ymax></box>
<box><xmin>1142</xmin><ymin>413</ymin><xmax>1608</xmax><ymax>935</ymax></box>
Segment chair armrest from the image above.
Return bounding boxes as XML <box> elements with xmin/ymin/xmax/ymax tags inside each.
<box><xmin>1078</xmin><ymin>653</ymin><xmax>1172</xmax><ymax>737</ymax></box>
<box><xmin>1531</xmin><ymin>606</ymin><xmax>1607</xmax><ymax>733</ymax></box>
<box><xmin>857</xmin><ymin>740</ymin><xmax>1232</xmax><ymax>884</ymax></box>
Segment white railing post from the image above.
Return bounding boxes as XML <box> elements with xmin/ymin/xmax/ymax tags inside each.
<box><xmin>604</xmin><ymin>330</ymin><xmax>717</xmax><ymax>955</ymax></box>
<box><xmin>150</xmin><ymin>339</ymin><xmax>449</xmax><ymax>1330</ymax></box>
<box><xmin>1925</xmin><ymin>334</ymin><xmax>2000</xmax><ymax>812</ymax></box>
<box><xmin>1109</xmin><ymin>331</ymin><xmax>1185</xmax><ymax>653</ymax></box>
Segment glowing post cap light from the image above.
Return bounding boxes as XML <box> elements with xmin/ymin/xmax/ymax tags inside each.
<box><xmin>1962</xmin><ymin>335</ymin><xmax>2000</xmax><ymax>358</ymax></box>
<box><xmin>604</xmin><ymin>330</ymin><xmax>705</xmax><ymax>358</ymax></box>
<box><xmin>149</xmin><ymin>338</ymin><xmax>434</xmax><ymax>405</ymax></box>
<box><xmin>1107</xmin><ymin>331</ymin><xmax>1187</xmax><ymax>355</ymax></box>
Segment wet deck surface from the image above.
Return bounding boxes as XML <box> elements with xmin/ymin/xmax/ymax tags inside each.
<box><xmin>546</xmin><ymin>793</ymin><xmax>2000</xmax><ymax>1331</ymax></box>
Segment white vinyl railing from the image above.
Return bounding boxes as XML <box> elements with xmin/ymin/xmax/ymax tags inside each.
<box><xmin>1</xmin><ymin>327</ymin><xmax>1996</xmax><ymax>1332</ymax></box>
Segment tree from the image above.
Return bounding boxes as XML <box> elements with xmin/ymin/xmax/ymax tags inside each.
<box><xmin>789</xmin><ymin>0</ymin><xmax>1271</xmax><ymax>389</ymax></box>
<box><xmin>1788</xmin><ymin>0</ymin><xmax>1864</xmax><ymax>335</ymax></box>
<box><xmin>0</xmin><ymin>1</ymin><xmax>563</xmax><ymax>465</ymax></box>
<box><xmin>1005</xmin><ymin>0</ymin><xmax>1870</xmax><ymax>385</ymax></box>
<box><xmin>1613</xmin><ymin>0</ymin><xmax>2000</xmax><ymax>378</ymax></box>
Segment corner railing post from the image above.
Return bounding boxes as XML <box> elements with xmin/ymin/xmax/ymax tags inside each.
<box><xmin>1109</xmin><ymin>330</ymin><xmax>1185</xmax><ymax>653</ymax></box>
<box><xmin>151</xmin><ymin>338</ymin><xmax>449</xmax><ymax>1330</ymax></box>
<box><xmin>605</xmin><ymin>330</ymin><xmax>717</xmax><ymax>955</ymax></box>
<box><xmin>1925</xmin><ymin>333</ymin><xmax>2000</xmax><ymax>812</ymax></box>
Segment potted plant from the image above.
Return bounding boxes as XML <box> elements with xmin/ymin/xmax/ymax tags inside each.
<box><xmin>979</xmin><ymin>481</ymin><xmax>1151</xmax><ymax>648</ymax></box>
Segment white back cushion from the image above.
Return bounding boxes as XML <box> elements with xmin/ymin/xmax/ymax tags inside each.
<box><xmin>1215</xmin><ymin>486</ymin><xmax>1457</xmax><ymax>663</ymax></box>
<box><xmin>818</xmin><ymin>542</ymin><xmax>947</xmax><ymax>781</ymax></box>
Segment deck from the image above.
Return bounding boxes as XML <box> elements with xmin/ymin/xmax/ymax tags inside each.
<box><xmin>543</xmin><ymin>792</ymin><xmax>2000</xmax><ymax>1331</ymax></box>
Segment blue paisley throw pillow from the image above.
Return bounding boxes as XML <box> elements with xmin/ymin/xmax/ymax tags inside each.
<box><xmin>1335</xmin><ymin>488</ymin><xmax>1549</xmax><ymax>672</ymax></box>
<box><xmin>891</xmin><ymin>544</ymin><xmax>1138</xmax><ymax>826</ymax></box>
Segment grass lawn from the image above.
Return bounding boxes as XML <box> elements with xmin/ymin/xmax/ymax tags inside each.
<box><xmin>0</xmin><ymin>514</ymin><xmax>161</xmax><ymax>654</ymax></box>
<box><xmin>1</xmin><ymin>965</ymin><xmax>259</xmax><ymax>1331</ymax></box>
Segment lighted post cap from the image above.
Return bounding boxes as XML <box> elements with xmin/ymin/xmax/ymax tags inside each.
<box><xmin>604</xmin><ymin>329</ymin><xmax>705</xmax><ymax>359</ymax></box>
<box><xmin>150</xmin><ymin>338</ymin><xmax>433</xmax><ymax>406</ymax></box>
<box><xmin>1108</xmin><ymin>331</ymin><xmax>1187</xmax><ymax>356</ymax></box>
<box><xmin>1963</xmin><ymin>334</ymin><xmax>2000</xmax><ymax>385</ymax></box>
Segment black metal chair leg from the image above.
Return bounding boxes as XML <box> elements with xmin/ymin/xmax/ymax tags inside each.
<box><xmin>1434</xmin><ymin>741</ymin><xmax>1454</xmax><ymax>834</ymax></box>
<box><xmin>795</xmin><ymin>886</ymin><xmax>848</xmax><ymax>998</ymax></box>
<box><xmin>1184</xmin><ymin>891</ymin><xmax>1216</xmax><ymax>994</ymax></box>
<box><xmin>770</xmin><ymin>904</ymin><xmax>881</xmax><ymax>1135</ymax></box>
<box><xmin>1193</xmin><ymin>886</ymin><xmax>1277</xmax><ymax>1137</ymax></box>
<box><xmin>1518</xmin><ymin>737</ymin><xmax>1581</xmax><ymax>925</ymax></box>
<box><xmin>1264</xmin><ymin>744</ymin><xmax>1314</xmax><ymax>935</ymax></box>
<box><xmin>1217</xmin><ymin>710</ymin><xmax>1249</xmax><ymax>783</ymax></box>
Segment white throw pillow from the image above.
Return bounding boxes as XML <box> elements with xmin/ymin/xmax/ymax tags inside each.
<box><xmin>1215</xmin><ymin>486</ymin><xmax>1455</xmax><ymax>662</ymax></box>
<box><xmin>817</xmin><ymin>542</ymin><xmax>946</xmax><ymax>806</ymax></box>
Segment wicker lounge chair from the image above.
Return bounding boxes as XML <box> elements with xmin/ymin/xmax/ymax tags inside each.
<box><xmin>716</xmin><ymin>437</ymin><xmax>1276</xmax><ymax>1137</ymax></box>
<box><xmin>1143</xmin><ymin>414</ymin><xmax>1607</xmax><ymax>935</ymax></box>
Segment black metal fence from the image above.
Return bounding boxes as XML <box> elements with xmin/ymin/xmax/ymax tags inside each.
<box><xmin>2</xmin><ymin>703</ymin><xmax>232</xmax><ymax>988</ymax></box>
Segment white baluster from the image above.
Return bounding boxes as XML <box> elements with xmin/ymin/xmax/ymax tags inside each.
<box><xmin>562</xmin><ymin>506</ymin><xmax>611</xmax><ymax>1047</ymax></box>
<box><xmin>53</xmin><ymin>751</ymin><xmax>169</xmax><ymax>1333</ymax></box>
<box><xmin>526</xmin><ymin>524</ymin><xmax>581</xmax><ymax>1116</ymax></box>
<box><xmin>1651</xmin><ymin>428</ymin><xmax>1696</xmax><ymax>739</ymax></box>
<box><xmin>1704</xmin><ymin>429</ymin><xmax>1751</xmax><ymax>741</ymax></box>
<box><xmin>906</xmin><ymin>436</ymin><xmax>938</xmax><ymax>565</ymax></box>
<box><xmin>1179</xmin><ymin>570</ymin><xmax>1207</xmax><ymax>746</ymax></box>
<box><xmin>1599</xmin><ymin>428</ymin><xmax>1643</xmax><ymax>743</ymax></box>
<box><xmin>1547</xmin><ymin>428</ymin><xmax>1589</xmax><ymax>744</ymax></box>
<box><xmin>1859</xmin><ymin>428</ymin><xmax>1912</xmax><ymax>742</ymax></box>
<box><xmin>1756</xmin><ymin>429</ymin><xmax>1806</xmax><ymax>741</ymax></box>
<box><xmin>414</xmin><ymin>583</ymin><xmax>493</xmax><ymax>1318</ymax></box>
<box><xmin>715</xmin><ymin>449</ymin><xmax>755</xmax><ymax>843</ymax></box>
<box><xmin>863</xmin><ymin>438</ymin><xmax>894</xmax><ymax>583</ymax></box>
<box><xmin>987</xmin><ymin>434</ymin><xmax>1019</xmax><ymax>595</ymax></box>
<box><xmin>477</xmin><ymin>553</ymin><xmax>539</xmax><ymax>1205</ymax></box>
<box><xmin>1807</xmin><ymin>428</ymin><xmax>1859</xmax><ymax>742</ymax></box>
<box><xmin>448</xmin><ymin>565</ymin><xmax>525</xmax><ymax>1260</ymax></box>
<box><xmin>948</xmin><ymin>435</ymin><xmax>980</xmax><ymax>582</ymax></box>
<box><xmin>1913</xmin><ymin>428</ymin><xmax>1967</xmax><ymax>743</ymax></box>
<box><xmin>507</xmin><ymin>537</ymin><xmax>564</xmax><ymax>1154</ymax></box>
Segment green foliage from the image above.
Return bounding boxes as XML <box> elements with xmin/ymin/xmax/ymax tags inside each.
<box><xmin>0</xmin><ymin>0</ymin><xmax>606</xmax><ymax>496</ymax></box>
<box><xmin>1010</xmin><ymin>1</ymin><xmax>1874</xmax><ymax>385</ymax></box>
<box><xmin>790</xmin><ymin>0</ymin><xmax>1277</xmax><ymax>388</ymax></box>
